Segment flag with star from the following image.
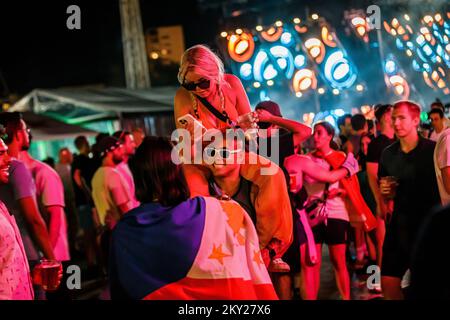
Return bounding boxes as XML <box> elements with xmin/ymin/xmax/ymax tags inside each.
<box><xmin>109</xmin><ymin>196</ymin><xmax>277</xmax><ymax>300</ymax></box>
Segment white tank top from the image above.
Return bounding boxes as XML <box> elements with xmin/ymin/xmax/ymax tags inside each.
<box><xmin>303</xmin><ymin>154</ymin><xmax>349</xmax><ymax>222</ymax></box>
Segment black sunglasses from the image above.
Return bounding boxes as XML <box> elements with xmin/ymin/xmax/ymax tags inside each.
<box><xmin>182</xmin><ymin>79</ymin><xmax>210</xmax><ymax>91</ymax></box>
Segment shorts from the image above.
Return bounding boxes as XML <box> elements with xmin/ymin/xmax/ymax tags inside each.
<box><xmin>312</xmin><ymin>218</ymin><xmax>349</xmax><ymax>245</ymax></box>
<box><xmin>381</xmin><ymin>222</ymin><xmax>410</xmax><ymax>278</ymax></box>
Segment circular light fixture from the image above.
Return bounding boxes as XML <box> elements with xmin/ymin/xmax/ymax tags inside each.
<box><xmin>296</xmin><ymin>92</ymin><xmax>303</xmax><ymax>98</ymax></box>
<box><xmin>253</xmin><ymin>82</ymin><xmax>261</xmax><ymax>88</ymax></box>
<box><xmin>318</xmin><ymin>88</ymin><xmax>325</xmax><ymax>94</ymax></box>
<box><xmin>150</xmin><ymin>52</ymin><xmax>159</xmax><ymax>59</ymax></box>
<box><xmin>332</xmin><ymin>89</ymin><xmax>340</xmax><ymax>95</ymax></box>
<box><xmin>228</xmin><ymin>33</ymin><xmax>255</xmax><ymax>62</ymax></box>
<box><xmin>356</xmin><ymin>84</ymin><xmax>364</xmax><ymax>91</ymax></box>
<box><xmin>293</xmin><ymin>18</ymin><xmax>301</xmax><ymax>24</ymax></box>
<box><xmin>220</xmin><ymin>31</ymin><xmax>228</xmax><ymax>38</ymax></box>
<box><xmin>312</xmin><ymin>14</ymin><xmax>319</xmax><ymax>20</ymax></box>
<box><xmin>275</xmin><ymin>21</ymin><xmax>283</xmax><ymax>27</ymax></box>
<box><xmin>256</xmin><ymin>25</ymin><xmax>263</xmax><ymax>32</ymax></box>
<box><xmin>267</xmin><ymin>80</ymin><xmax>274</xmax><ymax>86</ymax></box>
<box><xmin>236</xmin><ymin>28</ymin><xmax>243</xmax><ymax>35</ymax></box>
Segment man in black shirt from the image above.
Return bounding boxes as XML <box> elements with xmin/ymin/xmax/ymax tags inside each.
<box><xmin>366</xmin><ymin>104</ymin><xmax>396</xmax><ymax>269</ymax></box>
<box><xmin>378</xmin><ymin>101</ymin><xmax>440</xmax><ymax>299</ymax></box>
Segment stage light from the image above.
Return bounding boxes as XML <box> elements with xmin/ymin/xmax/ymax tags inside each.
<box><xmin>236</xmin><ymin>28</ymin><xmax>243</xmax><ymax>35</ymax></box>
<box><xmin>293</xmin><ymin>69</ymin><xmax>317</xmax><ymax>93</ymax></box>
<box><xmin>305</xmin><ymin>38</ymin><xmax>325</xmax><ymax>63</ymax></box>
<box><xmin>406</xmin><ymin>49</ymin><xmax>413</xmax><ymax>56</ymax></box>
<box><xmin>269</xmin><ymin>46</ymin><xmax>295</xmax><ymax>79</ymax></box>
<box><xmin>321</xmin><ymin>26</ymin><xmax>337</xmax><ymax>47</ymax></box>
<box><xmin>423</xmin><ymin>63</ymin><xmax>431</xmax><ymax>72</ymax></box>
<box><xmin>294</xmin><ymin>55</ymin><xmax>306</xmax><ymax>68</ymax></box>
<box><xmin>412</xmin><ymin>60</ymin><xmax>421</xmax><ymax>71</ymax></box>
<box><xmin>312</xmin><ymin>14</ymin><xmax>319</xmax><ymax>20</ymax></box>
<box><xmin>384</xmin><ymin>60</ymin><xmax>397</xmax><ymax>75</ymax></box>
<box><xmin>435</xmin><ymin>14</ymin><xmax>442</xmax><ymax>22</ymax></box>
<box><xmin>296</xmin><ymin>92</ymin><xmax>303</xmax><ymax>98</ymax></box>
<box><xmin>263</xmin><ymin>64</ymin><xmax>278</xmax><ymax>80</ymax></box>
<box><xmin>389</xmin><ymin>75</ymin><xmax>410</xmax><ymax>98</ymax></box>
<box><xmin>404</xmin><ymin>14</ymin><xmax>410</xmax><ymax>21</ymax></box>
<box><xmin>256</xmin><ymin>25</ymin><xmax>263</xmax><ymax>32</ymax></box>
<box><xmin>332</xmin><ymin>89</ymin><xmax>340</xmax><ymax>95</ymax></box>
<box><xmin>253</xmin><ymin>82</ymin><xmax>261</xmax><ymax>88</ymax></box>
<box><xmin>239</xmin><ymin>63</ymin><xmax>253</xmax><ymax>80</ymax></box>
<box><xmin>228</xmin><ymin>33</ymin><xmax>255</xmax><ymax>62</ymax></box>
<box><xmin>221</xmin><ymin>31</ymin><xmax>228</xmax><ymax>38</ymax></box>
<box><xmin>396</xmin><ymin>38</ymin><xmax>404</xmax><ymax>50</ymax></box>
<box><xmin>356</xmin><ymin>84</ymin><xmax>364</xmax><ymax>91</ymax></box>
<box><xmin>423</xmin><ymin>15</ymin><xmax>433</xmax><ymax>24</ymax></box>
<box><xmin>275</xmin><ymin>21</ymin><xmax>283</xmax><ymax>27</ymax></box>
<box><xmin>293</xmin><ymin>18</ymin><xmax>301</xmax><ymax>24</ymax></box>
<box><xmin>303</xmin><ymin>112</ymin><xmax>315</xmax><ymax>125</ymax></box>
<box><xmin>281</xmin><ymin>32</ymin><xmax>293</xmax><ymax>46</ymax></box>
<box><xmin>333</xmin><ymin>109</ymin><xmax>345</xmax><ymax>117</ymax></box>
<box><xmin>324</xmin><ymin>50</ymin><xmax>357</xmax><ymax>89</ymax></box>
<box><xmin>267</xmin><ymin>80</ymin><xmax>274</xmax><ymax>86</ymax></box>
<box><xmin>261</xmin><ymin>27</ymin><xmax>283</xmax><ymax>42</ymax></box>
<box><xmin>150</xmin><ymin>52</ymin><xmax>159</xmax><ymax>59</ymax></box>
<box><xmin>253</xmin><ymin>50</ymin><xmax>268</xmax><ymax>82</ymax></box>
<box><xmin>318</xmin><ymin>88</ymin><xmax>325</xmax><ymax>94</ymax></box>
<box><xmin>390</xmin><ymin>29</ymin><xmax>397</xmax><ymax>36</ymax></box>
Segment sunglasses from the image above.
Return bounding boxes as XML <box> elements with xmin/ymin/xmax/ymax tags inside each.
<box><xmin>205</xmin><ymin>147</ymin><xmax>241</xmax><ymax>159</ymax></box>
<box><xmin>182</xmin><ymin>79</ymin><xmax>210</xmax><ymax>91</ymax></box>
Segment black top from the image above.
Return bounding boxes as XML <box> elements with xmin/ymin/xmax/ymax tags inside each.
<box><xmin>378</xmin><ymin>137</ymin><xmax>440</xmax><ymax>251</ymax></box>
<box><xmin>209</xmin><ymin>178</ymin><xmax>257</xmax><ymax>225</ymax></box>
<box><xmin>258</xmin><ymin>128</ymin><xmax>295</xmax><ymax>184</ymax></box>
<box><xmin>366</xmin><ymin>134</ymin><xmax>396</xmax><ymax>164</ymax></box>
<box><xmin>71</xmin><ymin>153</ymin><xmax>98</xmax><ymax>206</ymax></box>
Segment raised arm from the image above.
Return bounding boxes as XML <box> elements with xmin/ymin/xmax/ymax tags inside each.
<box><xmin>256</xmin><ymin>109</ymin><xmax>312</xmax><ymax>146</ymax></box>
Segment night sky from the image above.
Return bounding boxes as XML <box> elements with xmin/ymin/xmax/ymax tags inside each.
<box><xmin>0</xmin><ymin>0</ymin><xmax>219</xmax><ymax>95</ymax></box>
<box><xmin>0</xmin><ymin>0</ymin><xmax>374</xmax><ymax>96</ymax></box>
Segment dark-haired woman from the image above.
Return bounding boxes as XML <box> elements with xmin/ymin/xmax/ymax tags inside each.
<box><xmin>109</xmin><ymin>136</ymin><xmax>277</xmax><ymax>300</ymax></box>
<box><xmin>285</xmin><ymin>122</ymin><xmax>356</xmax><ymax>300</ymax></box>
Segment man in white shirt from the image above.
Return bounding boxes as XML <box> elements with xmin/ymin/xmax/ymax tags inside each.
<box><xmin>113</xmin><ymin>131</ymin><xmax>139</xmax><ymax>209</ymax></box>
<box><xmin>434</xmin><ymin>128</ymin><xmax>450</xmax><ymax>205</ymax></box>
<box><xmin>91</xmin><ymin>136</ymin><xmax>132</xmax><ymax>230</ymax></box>
<box><xmin>0</xmin><ymin>135</ymin><xmax>34</xmax><ymax>300</ymax></box>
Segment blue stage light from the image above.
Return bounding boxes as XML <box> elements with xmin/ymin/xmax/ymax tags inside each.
<box><xmin>239</xmin><ymin>63</ymin><xmax>253</xmax><ymax>80</ymax></box>
<box><xmin>406</xmin><ymin>41</ymin><xmax>414</xmax><ymax>49</ymax></box>
<box><xmin>396</xmin><ymin>38</ymin><xmax>404</xmax><ymax>50</ymax></box>
<box><xmin>281</xmin><ymin>32</ymin><xmax>293</xmax><ymax>46</ymax></box>
<box><xmin>412</xmin><ymin>59</ymin><xmax>421</xmax><ymax>71</ymax></box>
<box><xmin>423</xmin><ymin>44</ymin><xmax>433</xmax><ymax>56</ymax></box>
<box><xmin>423</xmin><ymin>63</ymin><xmax>431</xmax><ymax>73</ymax></box>
<box><xmin>294</xmin><ymin>55</ymin><xmax>306</xmax><ymax>68</ymax></box>
<box><xmin>384</xmin><ymin>60</ymin><xmax>397</xmax><ymax>75</ymax></box>
<box><xmin>277</xmin><ymin>58</ymin><xmax>287</xmax><ymax>69</ymax></box>
<box><xmin>323</xmin><ymin>50</ymin><xmax>357</xmax><ymax>89</ymax></box>
<box><xmin>253</xmin><ymin>50</ymin><xmax>269</xmax><ymax>82</ymax></box>
<box><xmin>269</xmin><ymin>46</ymin><xmax>295</xmax><ymax>79</ymax></box>
<box><xmin>263</xmin><ymin>64</ymin><xmax>278</xmax><ymax>80</ymax></box>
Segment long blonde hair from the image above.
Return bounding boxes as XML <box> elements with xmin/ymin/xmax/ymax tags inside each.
<box><xmin>177</xmin><ymin>45</ymin><xmax>226</xmax><ymax>88</ymax></box>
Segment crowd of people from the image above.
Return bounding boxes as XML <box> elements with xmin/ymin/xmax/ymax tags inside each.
<box><xmin>1</xmin><ymin>44</ymin><xmax>449</xmax><ymax>300</ymax></box>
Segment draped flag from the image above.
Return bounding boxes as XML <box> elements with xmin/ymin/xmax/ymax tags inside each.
<box><xmin>110</xmin><ymin>196</ymin><xmax>277</xmax><ymax>300</ymax></box>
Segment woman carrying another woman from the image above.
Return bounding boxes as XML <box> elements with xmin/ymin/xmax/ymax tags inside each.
<box><xmin>285</xmin><ymin>121</ymin><xmax>360</xmax><ymax>300</ymax></box>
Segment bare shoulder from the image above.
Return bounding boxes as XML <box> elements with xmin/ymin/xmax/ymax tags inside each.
<box><xmin>174</xmin><ymin>87</ymin><xmax>190</xmax><ymax>102</ymax></box>
<box><xmin>224</xmin><ymin>73</ymin><xmax>242</xmax><ymax>87</ymax></box>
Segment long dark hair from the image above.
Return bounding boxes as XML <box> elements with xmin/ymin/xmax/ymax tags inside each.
<box><xmin>313</xmin><ymin>121</ymin><xmax>339</xmax><ymax>150</ymax></box>
<box><xmin>128</xmin><ymin>136</ymin><xmax>190</xmax><ymax>206</ymax></box>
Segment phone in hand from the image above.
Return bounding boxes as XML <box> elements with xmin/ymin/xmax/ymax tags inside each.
<box><xmin>177</xmin><ymin>114</ymin><xmax>207</xmax><ymax>140</ymax></box>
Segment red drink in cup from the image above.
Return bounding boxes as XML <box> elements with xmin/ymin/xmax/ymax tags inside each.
<box><xmin>289</xmin><ymin>174</ymin><xmax>298</xmax><ymax>194</ymax></box>
<box><xmin>33</xmin><ymin>259</ymin><xmax>61</xmax><ymax>291</ymax></box>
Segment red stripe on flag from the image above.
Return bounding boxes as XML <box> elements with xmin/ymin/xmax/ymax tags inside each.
<box><xmin>143</xmin><ymin>277</ymin><xmax>278</xmax><ymax>300</ymax></box>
